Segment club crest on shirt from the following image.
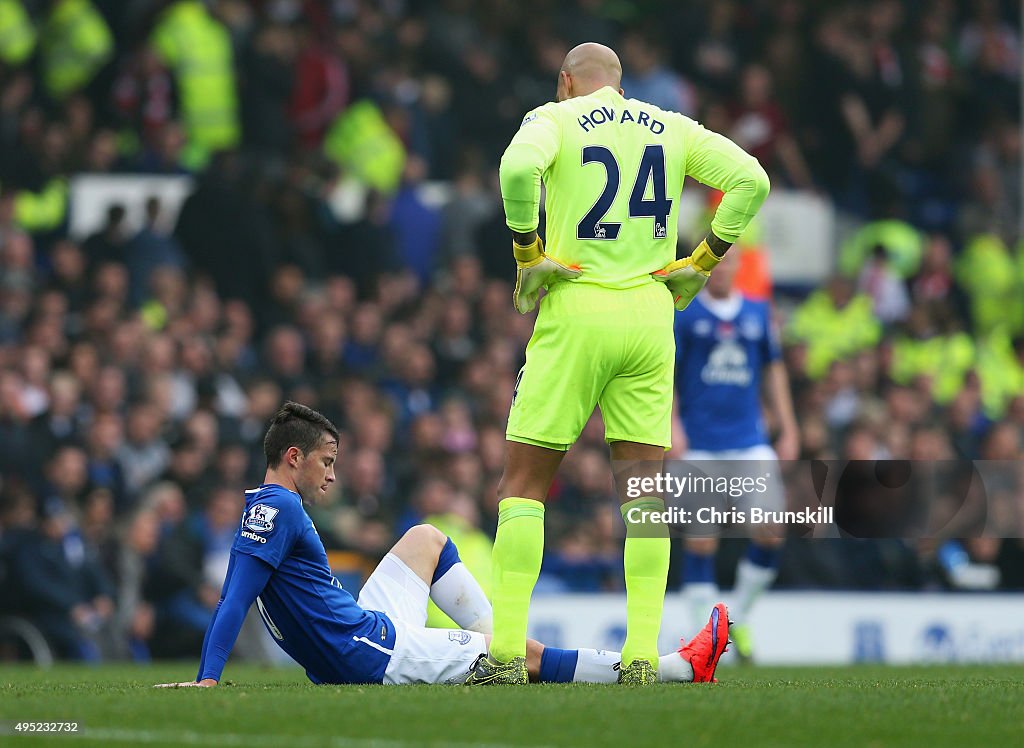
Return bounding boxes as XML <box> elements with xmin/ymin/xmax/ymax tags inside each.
<box><xmin>448</xmin><ymin>630</ymin><xmax>472</xmax><ymax>645</ymax></box>
<box><xmin>740</xmin><ymin>315</ymin><xmax>763</xmax><ymax>340</ymax></box>
<box><xmin>244</xmin><ymin>504</ymin><xmax>279</xmax><ymax>533</ymax></box>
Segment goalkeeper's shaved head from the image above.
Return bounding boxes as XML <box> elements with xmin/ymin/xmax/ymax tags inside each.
<box><xmin>557</xmin><ymin>42</ymin><xmax>623</xmax><ymax>101</ymax></box>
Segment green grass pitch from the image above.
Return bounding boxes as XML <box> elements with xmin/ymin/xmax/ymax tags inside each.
<box><xmin>1</xmin><ymin>663</ymin><xmax>1022</xmax><ymax>747</ymax></box>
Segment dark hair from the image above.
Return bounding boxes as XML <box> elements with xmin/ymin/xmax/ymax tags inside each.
<box><xmin>263</xmin><ymin>402</ymin><xmax>339</xmax><ymax>468</ymax></box>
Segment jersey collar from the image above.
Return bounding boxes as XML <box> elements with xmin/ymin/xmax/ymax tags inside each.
<box><xmin>252</xmin><ymin>483</ymin><xmax>303</xmax><ymax>503</ymax></box>
<box><xmin>698</xmin><ymin>291</ymin><xmax>743</xmax><ymax>320</ymax></box>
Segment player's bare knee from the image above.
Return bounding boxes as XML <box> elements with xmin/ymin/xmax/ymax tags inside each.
<box><xmin>405</xmin><ymin>524</ymin><xmax>446</xmax><ymax>557</ymax></box>
<box><xmin>390</xmin><ymin>525</ymin><xmax>447</xmax><ymax>586</ymax></box>
<box><xmin>401</xmin><ymin>522</ymin><xmax>446</xmax><ymax>561</ymax></box>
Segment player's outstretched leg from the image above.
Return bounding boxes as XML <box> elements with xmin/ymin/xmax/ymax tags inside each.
<box><xmin>534</xmin><ymin>646</ymin><xmax>695</xmax><ymax>684</ymax></box>
<box><xmin>532</xmin><ymin>604</ymin><xmax>731</xmax><ymax>684</ymax></box>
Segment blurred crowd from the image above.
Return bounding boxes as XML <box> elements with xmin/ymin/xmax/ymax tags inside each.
<box><xmin>0</xmin><ymin>0</ymin><xmax>1023</xmax><ymax>662</ymax></box>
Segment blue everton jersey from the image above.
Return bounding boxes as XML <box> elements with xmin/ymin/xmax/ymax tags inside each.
<box><xmin>232</xmin><ymin>484</ymin><xmax>395</xmax><ymax>684</ymax></box>
<box><xmin>674</xmin><ymin>293</ymin><xmax>781</xmax><ymax>451</ymax></box>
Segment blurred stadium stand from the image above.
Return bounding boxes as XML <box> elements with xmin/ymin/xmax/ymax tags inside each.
<box><xmin>0</xmin><ymin>0</ymin><xmax>1022</xmax><ymax>664</ymax></box>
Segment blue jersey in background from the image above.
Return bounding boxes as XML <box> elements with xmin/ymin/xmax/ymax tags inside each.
<box><xmin>674</xmin><ymin>293</ymin><xmax>781</xmax><ymax>452</ymax></box>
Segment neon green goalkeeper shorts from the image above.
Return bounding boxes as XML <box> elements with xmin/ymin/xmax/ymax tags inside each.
<box><xmin>506</xmin><ymin>280</ymin><xmax>676</xmax><ymax>450</ymax></box>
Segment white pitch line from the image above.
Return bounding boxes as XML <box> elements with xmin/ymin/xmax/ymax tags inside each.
<box><xmin>49</xmin><ymin>727</ymin><xmax>550</xmax><ymax>748</ymax></box>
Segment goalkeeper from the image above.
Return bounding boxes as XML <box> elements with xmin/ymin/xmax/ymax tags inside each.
<box><xmin>469</xmin><ymin>42</ymin><xmax>768</xmax><ymax>686</ymax></box>
<box><xmin>155</xmin><ymin>402</ymin><xmax>730</xmax><ymax>687</ymax></box>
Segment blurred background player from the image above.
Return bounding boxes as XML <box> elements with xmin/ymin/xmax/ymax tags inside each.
<box><xmin>673</xmin><ymin>249</ymin><xmax>798</xmax><ymax>662</ymax></box>
<box><xmin>473</xmin><ymin>42</ymin><xmax>768</xmax><ymax>685</ymax></box>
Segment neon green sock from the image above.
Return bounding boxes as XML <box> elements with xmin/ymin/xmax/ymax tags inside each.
<box><xmin>620</xmin><ymin>497</ymin><xmax>670</xmax><ymax>668</ymax></box>
<box><xmin>489</xmin><ymin>497</ymin><xmax>545</xmax><ymax>663</ymax></box>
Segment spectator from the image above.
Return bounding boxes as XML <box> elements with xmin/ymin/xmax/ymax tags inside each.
<box><xmin>240</xmin><ymin>20</ymin><xmax>297</xmax><ymax>155</ymax></box>
<box><xmin>288</xmin><ymin>21</ymin><xmax>348</xmax><ymax>149</ymax></box>
<box><xmin>111</xmin><ymin>46</ymin><xmax>177</xmax><ymax>154</ymax></box>
<box><xmin>112</xmin><ymin>507</ymin><xmax>161</xmax><ymax>661</ymax></box>
<box><xmin>380</xmin><ymin>342</ymin><xmax>437</xmax><ymax>427</ymax></box>
<box><xmin>84</xmin><ymin>412</ymin><xmax>127</xmax><ymax>509</ymax></box>
<box><xmin>83</xmin><ymin>204</ymin><xmax>131</xmax><ymax>270</ymax></box>
<box><xmin>27</xmin><ymin>370</ymin><xmax>86</xmax><ymax>464</ymax></box>
<box><xmin>38</xmin><ymin>445</ymin><xmax>91</xmax><ymax>510</ymax></box>
<box><xmin>620</xmin><ymin>30</ymin><xmax>697</xmax><ymax>117</ymax></box>
<box><xmin>786</xmin><ymin>276</ymin><xmax>882</xmax><ymax>379</ymax></box>
<box><xmin>46</xmin><ymin>239</ymin><xmax>90</xmax><ymax>314</ymax></box>
<box><xmin>125</xmin><ymin>196</ymin><xmax>187</xmax><ymax>306</ymax></box>
<box><xmin>39</xmin><ymin>0</ymin><xmax>114</xmax><ymax>102</ymax></box>
<box><xmin>148</xmin><ymin>485</ymin><xmax>240</xmax><ymax>657</ymax></box>
<box><xmin>150</xmin><ymin>0</ymin><xmax>240</xmax><ymax>169</ymax></box>
<box><xmin>857</xmin><ymin>244</ymin><xmax>910</xmax><ymax>323</ymax></box>
<box><xmin>728</xmin><ymin>63</ymin><xmax>814</xmax><ymax>190</ymax></box>
<box><xmin>12</xmin><ymin>497</ymin><xmax>115</xmax><ymax>660</ymax></box>
<box><xmin>117</xmin><ymin>401</ymin><xmax>171</xmax><ymax>503</ymax></box>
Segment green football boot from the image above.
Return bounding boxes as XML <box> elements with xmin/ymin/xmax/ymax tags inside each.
<box><xmin>617</xmin><ymin>658</ymin><xmax>657</xmax><ymax>685</ymax></box>
<box><xmin>464</xmin><ymin>653</ymin><xmax>529</xmax><ymax>685</ymax></box>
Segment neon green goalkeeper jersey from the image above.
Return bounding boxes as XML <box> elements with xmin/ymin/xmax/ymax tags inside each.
<box><xmin>500</xmin><ymin>86</ymin><xmax>769</xmax><ymax>289</ymax></box>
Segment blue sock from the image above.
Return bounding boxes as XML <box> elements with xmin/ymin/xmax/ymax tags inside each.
<box><xmin>431</xmin><ymin>537</ymin><xmax>461</xmax><ymax>584</ymax></box>
<box><xmin>539</xmin><ymin>647</ymin><xmax>579</xmax><ymax>683</ymax></box>
<box><xmin>683</xmin><ymin>550</ymin><xmax>716</xmax><ymax>585</ymax></box>
<box><xmin>746</xmin><ymin>543</ymin><xmax>780</xmax><ymax>570</ymax></box>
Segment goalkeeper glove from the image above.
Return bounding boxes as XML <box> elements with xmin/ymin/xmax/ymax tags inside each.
<box><xmin>512</xmin><ymin>236</ymin><xmax>581</xmax><ymax>314</ymax></box>
<box><xmin>651</xmin><ymin>239</ymin><xmax>724</xmax><ymax>311</ymax></box>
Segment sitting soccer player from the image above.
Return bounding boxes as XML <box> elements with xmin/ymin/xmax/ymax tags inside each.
<box><xmin>156</xmin><ymin>402</ymin><xmax>730</xmax><ymax>687</ymax></box>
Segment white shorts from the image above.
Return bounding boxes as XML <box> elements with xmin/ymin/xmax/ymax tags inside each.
<box><xmin>356</xmin><ymin>553</ymin><xmax>487</xmax><ymax>685</ymax></box>
<box><xmin>685</xmin><ymin>444</ymin><xmax>780</xmax><ymax>463</ymax></box>
<box><xmin>680</xmin><ymin>444</ymin><xmax>786</xmax><ymax>534</ymax></box>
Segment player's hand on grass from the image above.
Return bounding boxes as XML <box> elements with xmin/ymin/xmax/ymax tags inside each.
<box><xmin>154</xmin><ymin>679</ymin><xmax>218</xmax><ymax>688</ymax></box>
<box><xmin>513</xmin><ymin>236</ymin><xmax>581</xmax><ymax>314</ymax></box>
<box><xmin>652</xmin><ymin>239</ymin><xmax>724</xmax><ymax>311</ymax></box>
